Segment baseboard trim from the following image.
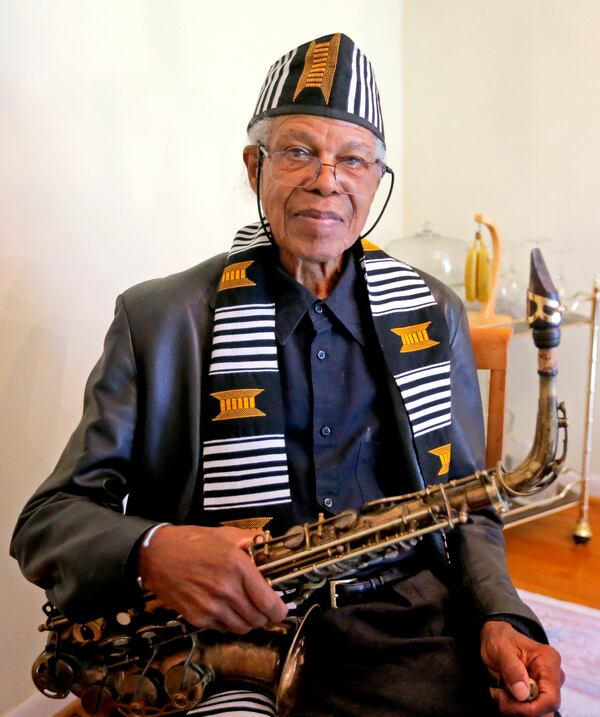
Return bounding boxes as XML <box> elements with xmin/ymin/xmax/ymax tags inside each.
<box><xmin>4</xmin><ymin>692</ymin><xmax>78</xmax><ymax>717</ymax></box>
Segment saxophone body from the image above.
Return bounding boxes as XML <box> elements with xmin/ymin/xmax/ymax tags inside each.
<box><xmin>32</xmin><ymin>249</ymin><xmax>567</xmax><ymax>717</ymax></box>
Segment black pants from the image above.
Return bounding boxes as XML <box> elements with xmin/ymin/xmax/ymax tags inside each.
<box><xmin>292</xmin><ymin>569</ymin><xmax>499</xmax><ymax>717</ymax></box>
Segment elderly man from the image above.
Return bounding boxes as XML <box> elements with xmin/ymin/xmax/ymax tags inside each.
<box><xmin>12</xmin><ymin>33</ymin><xmax>562</xmax><ymax>717</ymax></box>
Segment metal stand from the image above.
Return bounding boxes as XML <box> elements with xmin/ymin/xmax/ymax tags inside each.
<box><xmin>573</xmin><ymin>275</ymin><xmax>600</xmax><ymax>543</ymax></box>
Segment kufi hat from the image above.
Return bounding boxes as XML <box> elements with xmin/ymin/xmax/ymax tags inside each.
<box><xmin>248</xmin><ymin>33</ymin><xmax>385</xmax><ymax>144</ymax></box>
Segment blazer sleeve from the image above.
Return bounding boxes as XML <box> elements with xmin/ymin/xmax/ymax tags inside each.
<box><xmin>10</xmin><ymin>295</ymin><xmax>157</xmax><ymax>621</ymax></box>
<box><xmin>445</xmin><ymin>300</ymin><xmax>546</xmax><ymax>641</ymax></box>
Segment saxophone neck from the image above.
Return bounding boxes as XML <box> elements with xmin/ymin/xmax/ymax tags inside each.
<box><xmin>499</xmin><ymin>249</ymin><xmax>567</xmax><ymax>497</ymax></box>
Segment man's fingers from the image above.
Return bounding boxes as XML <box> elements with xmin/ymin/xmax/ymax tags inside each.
<box><xmin>480</xmin><ymin>623</ymin><xmax>531</xmax><ymax>702</ymax></box>
<box><xmin>482</xmin><ymin>622</ymin><xmax>562</xmax><ymax>716</ymax></box>
<box><xmin>206</xmin><ymin>603</ymin><xmax>256</xmax><ymax>635</ymax></box>
<box><xmin>186</xmin><ymin>599</ymin><xmax>256</xmax><ymax>634</ymax></box>
<box><xmin>490</xmin><ymin>675</ymin><xmax>562</xmax><ymax>716</ymax></box>
<box><xmin>212</xmin><ymin>570</ymin><xmax>275</xmax><ymax>628</ymax></box>
<box><xmin>490</xmin><ymin>686</ymin><xmax>533</xmax><ymax>715</ymax></box>
<box><xmin>219</xmin><ymin>527</ymin><xmax>287</xmax><ymax>621</ymax></box>
<box><xmin>139</xmin><ymin>524</ymin><xmax>287</xmax><ymax>632</ymax></box>
<box><xmin>491</xmin><ymin>685</ymin><xmax>560</xmax><ymax>717</ymax></box>
<box><xmin>219</xmin><ymin>525</ymin><xmax>289</xmax><ymax>619</ymax></box>
<box><xmin>240</xmin><ymin>556</ymin><xmax>288</xmax><ymax>623</ymax></box>
<box><xmin>529</xmin><ymin>660</ymin><xmax>563</xmax><ymax>714</ymax></box>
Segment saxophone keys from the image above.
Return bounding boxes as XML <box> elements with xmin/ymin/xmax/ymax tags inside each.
<box><xmin>115</xmin><ymin>611</ymin><xmax>133</xmax><ymax>626</ymax></box>
<box><xmin>80</xmin><ymin>684</ymin><xmax>114</xmax><ymax>716</ymax></box>
<box><xmin>99</xmin><ymin>633</ymin><xmax>131</xmax><ymax>650</ymax></box>
<box><xmin>118</xmin><ymin>673</ymin><xmax>159</xmax><ymax>710</ymax></box>
<box><xmin>72</xmin><ymin>619</ymin><xmax>104</xmax><ymax>644</ymax></box>
<box><xmin>164</xmin><ymin>663</ymin><xmax>214</xmax><ymax>711</ymax></box>
<box><xmin>262</xmin><ymin>530</ymin><xmax>272</xmax><ymax>556</ymax></box>
<box><xmin>331</xmin><ymin>510</ymin><xmax>358</xmax><ymax>531</ymax></box>
<box><xmin>316</xmin><ymin>512</ymin><xmax>325</xmax><ymax>538</ymax></box>
<box><xmin>282</xmin><ymin>524</ymin><xmax>305</xmax><ymax>550</ymax></box>
<box><xmin>31</xmin><ymin>650</ymin><xmax>76</xmax><ymax>698</ymax></box>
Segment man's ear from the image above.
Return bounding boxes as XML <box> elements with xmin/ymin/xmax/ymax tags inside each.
<box><xmin>243</xmin><ymin>145</ymin><xmax>259</xmax><ymax>194</ymax></box>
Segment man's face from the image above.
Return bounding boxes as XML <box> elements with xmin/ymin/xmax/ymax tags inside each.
<box><xmin>244</xmin><ymin>115</ymin><xmax>380</xmax><ymax>267</ymax></box>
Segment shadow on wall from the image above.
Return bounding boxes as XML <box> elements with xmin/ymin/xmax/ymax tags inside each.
<box><xmin>1</xmin><ymin>268</ymin><xmax>70</xmax><ymax>486</ymax></box>
<box><xmin>0</xmin><ymin>255</ymin><xmax>72</xmax><ymax>713</ymax></box>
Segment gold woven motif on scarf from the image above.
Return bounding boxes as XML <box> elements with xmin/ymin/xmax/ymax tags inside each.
<box><xmin>361</xmin><ymin>238</ymin><xmax>381</xmax><ymax>252</ymax></box>
<box><xmin>220</xmin><ymin>517</ymin><xmax>273</xmax><ymax>530</ymax></box>
<box><xmin>391</xmin><ymin>322</ymin><xmax>440</xmax><ymax>353</ymax></box>
<box><xmin>218</xmin><ymin>261</ymin><xmax>256</xmax><ymax>291</ymax></box>
<box><xmin>293</xmin><ymin>33</ymin><xmax>341</xmax><ymax>104</ymax></box>
<box><xmin>429</xmin><ymin>443</ymin><xmax>452</xmax><ymax>476</ymax></box>
<box><xmin>211</xmin><ymin>388</ymin><xmax>266</xmax><ymax>421</ymax></box>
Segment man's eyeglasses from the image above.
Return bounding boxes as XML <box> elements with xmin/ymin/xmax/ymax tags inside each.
<box><xmin>258</xmin><ymin>144</ymin><xmax>390</xmax><ymax>196</ymax></box>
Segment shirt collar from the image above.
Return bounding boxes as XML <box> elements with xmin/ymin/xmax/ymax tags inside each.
<box><xmin>274</xmin><ymin>250</ymin><xmax>367</xmax><ymax>346</ymax></box>
<box><xmin>274</xmin><ymin>264</ymin><xmax>315</xmax><ymax>344</ymax></box>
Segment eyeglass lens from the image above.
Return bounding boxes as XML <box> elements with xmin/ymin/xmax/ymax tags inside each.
<box><xmin>267</xmin><ymin>151</ymin><xmax>383</xmax><ymax>195</ymax></box>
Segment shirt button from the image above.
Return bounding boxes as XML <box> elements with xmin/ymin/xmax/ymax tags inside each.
<box><xmin>324</xmin><ymin>497</ymin><xmax>333</xmax><ymax>509</ymax></box>
<box><xmin>320</xmin><ymin>425</ymin><xmax>332</xmax><ymax>437</ymax></box>
<box><xmin>316</xmin><ymin>349</ymin><xmax>327</xmax><ymax>360</ymax></box>
<box><xmin>314</xmin><ymin>303</ymin><xmax>324</xmax><ymax>314</ymax></box>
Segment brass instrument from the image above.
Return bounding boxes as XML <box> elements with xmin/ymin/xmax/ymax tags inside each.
<box><xmin>32</xmin><ymin>249</ymin><xmax>567</xmax><ymax>717</ymax></box>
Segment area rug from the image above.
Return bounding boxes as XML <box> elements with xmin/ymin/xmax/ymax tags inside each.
<box><xmin>519</xmin><ymin>589</ymin><xmax>600</xmax><ymax>717</ymax></box>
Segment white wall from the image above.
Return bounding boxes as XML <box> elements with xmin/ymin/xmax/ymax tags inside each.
<box><xmin>402</xmin><ymin>0</ymin><xmax>600</xmax><ymax>491</ymax></box>
<box><xmin>9</xmin><ymin>2</ymin><xmax>597</xmax><ymax>712</ymax></box>
<box><xmin>0</xmin><ymin>1</ymin><xmax>403</xmax><ymax>711</ymax></box>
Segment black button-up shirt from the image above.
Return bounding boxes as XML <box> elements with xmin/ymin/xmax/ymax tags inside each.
<box><xmin>274</xmin><ymin>252</ymin><xmax>402</xmax><ymax>525</ymax></box>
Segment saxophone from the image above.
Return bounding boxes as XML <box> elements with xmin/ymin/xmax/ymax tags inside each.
<box><xmin>32</xmin><ymin>249</ymin><xmax>567</xmax><ymax>717</ymax></box>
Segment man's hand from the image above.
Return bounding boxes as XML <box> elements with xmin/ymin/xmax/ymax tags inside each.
<box><xmin>137</xmin><ymin>524</ymin><xmax>288</xmax><ymax>634</ymax></box>
<box><xmin>480</xmin><ymin>620</ymin><xmax>564</xmax><ymax>716</ymax></box>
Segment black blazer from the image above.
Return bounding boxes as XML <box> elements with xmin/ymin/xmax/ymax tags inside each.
<box><xmin>10</xmin><ymin>251</ymin><xmax>542</xmax><ymax>635</ymax></box>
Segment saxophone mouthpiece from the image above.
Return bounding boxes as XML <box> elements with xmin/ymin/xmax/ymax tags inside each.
<box><xmin>527</xmin><ymin>248</ymin><xmax>563</xmax><ymax>349</ymax></box>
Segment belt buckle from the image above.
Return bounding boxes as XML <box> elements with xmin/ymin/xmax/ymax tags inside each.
<box><xmin>328</xmin><ymin>577</ymin><xmax>356</xmax><ymax>609</ymax></box>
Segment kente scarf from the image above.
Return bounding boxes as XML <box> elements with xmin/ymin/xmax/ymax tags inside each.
<box><xmin>201</xmin><ymin>223</ymin><xmax>453</xmax><ymax>531</ymax></box>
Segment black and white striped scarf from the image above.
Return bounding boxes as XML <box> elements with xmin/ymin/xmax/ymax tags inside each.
<box><xmin>201</xmin><ymin>223</ymin><xmax>453</xmax><ymax>532</ymax></box>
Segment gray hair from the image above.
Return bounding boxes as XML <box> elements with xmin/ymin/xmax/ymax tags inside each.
<box><xmin>247</xmin><ymin>117</ymin><xmax>387</xmax><ymax>162</ymax></box>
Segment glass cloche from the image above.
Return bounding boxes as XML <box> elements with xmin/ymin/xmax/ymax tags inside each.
<box><xmin>385</xmin><ymin>221</ymin><xmax>469</xmax><ymax>289</ymax></box>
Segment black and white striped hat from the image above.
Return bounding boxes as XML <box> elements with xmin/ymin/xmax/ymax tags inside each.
<box><xmin>248</xmin><ymin>33</ymin><xmax>385</xmax><ymax>144</ymax></box>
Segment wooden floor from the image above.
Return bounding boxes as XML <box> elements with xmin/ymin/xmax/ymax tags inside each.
<box><xmin>504</xmin><ymin>497</ymin><xmax>600</xmax><ymax>609</ymax></box>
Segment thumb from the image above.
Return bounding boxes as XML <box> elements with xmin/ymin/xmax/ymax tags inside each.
<box><xmin>495</xmin><ymin>649</ymin><xmax>531</xmax><ymax>702</ymax></box>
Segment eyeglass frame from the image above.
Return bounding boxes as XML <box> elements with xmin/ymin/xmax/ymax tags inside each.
<box><xmin>256</xmin><ymin>143</ymin><xmax>393</xmax><ymax>196</ymax></box>
<box><xmin>253</xmin><ymin>141</ymin><xmax>395</xmax><ymax>242</ymax></box>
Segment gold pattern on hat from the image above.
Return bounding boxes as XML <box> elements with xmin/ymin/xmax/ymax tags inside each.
<box><xmin>391</xmin><ymin>322</ymin><xmax>440</xmax><ymax>353</ymax></box>
<box><xmin>429</xmin><ymin>443</ymin><xmax>451</xmax><ymax>476</ymax></box>
<box><xmin>293</xmin><ymin>33</ymin><xmax>341</xmax><ymax>104</ymax></box>
<box><xmin>218</xmin><ymin>261</ymin><xmax>256</xmax><ymax>291</ymax></box>
<box><xmin>361</xmin><ymin>239</ymin><xmax>381</xmax><ymax>252</ymax></box>
<box><xmin>220</xmin><ymin>517</ymin><xmax>273</xmax><ymax>530</ymax></box>
<box><xmin>211</xmin><ymin>388</ymin><xmax>266</xmax><ymax>421</ymax></box>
